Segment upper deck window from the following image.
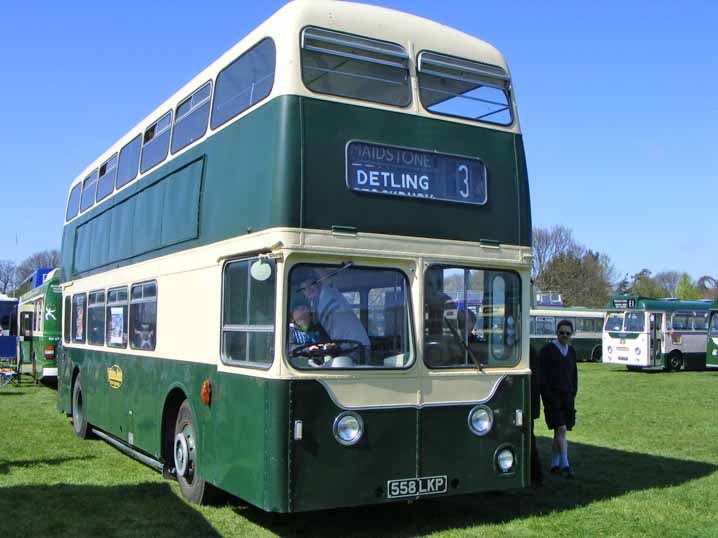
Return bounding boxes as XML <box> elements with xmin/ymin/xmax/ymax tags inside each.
<box><xmin>116</xmin><ymin>134</ymin><xmax>141</xmax><ymax>188</ymax></box>
<box><xmin>301</xmin><ymin>27</ymin><xmax>411</xmax><ymax>107</ymax></box>
<box><xmin>418</xmin><ymin>52</ymin><xmax>512</xmax><ymax>126</ymax></box>
<box><xmin>172</xmin><ymin>81</ymin><xmax>211</xmax><ymax>153</ymax></box>
<box><xmin>66</xmin><ymin>183</ymin><xmax>82</xmax><ymax>221</ymax></box>
<box><xmin>140</xmin><ymin>111</ymin><xmax>172</xmax><ymax>174</ymax></box>
<box><xmin>80</xmin><ymin>170</ymin><xmax>99</xmax><ymax>213</ymax></box>
<box><xmin>211</xmin><ymin>39</ymin><xmax>276</xmax><ymax>130</ymax></box>
<box><xmin>96</xmin><ymin>154</ymin><xmax>118</xmax><ymax>202</ymax></box>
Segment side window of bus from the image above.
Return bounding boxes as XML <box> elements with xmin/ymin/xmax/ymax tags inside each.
<box><xmin>172</xmin><ymin>81</ymin><xmax>211</xmax><ymax>154</ymax></box>
<box><xmin>80</xmin><ymin>169</ymin><xmax>99</xmax><ymax>213</ymax></box>
<box><xmin>63</xmin><ymin>296</ymin><xmax>71</xmax><ymax>343</ymax></box>
<box><xmin>130</xmin><ymin>282</ymin><xmax>157</xmax><ymax>351</ymax></box>
<box><xmin>96</xmin><ymin>154</ymin><xmax>118</xmax><ymax>203</ymax></box>
<box><xmin>66</xmin><ymin>183</ymin><xmax>82</xmax><ymax>221</ymax></box>
<box><xmin>417</xmin><ymin>51</ymin><xmax>512</xmax><ymax>126</ymax></box>
<box><xmin>301</xmin><ymin>27</ymin><xmax>411</xmax><ymax>107</ymax></box>
<box><xmin>211</xmin><ymin>39</ymin><xmax>276</xmax><ymax>129</ymax></box>
<box><xmin>537</xmin><ymin>316</ymin><xmax>554</xmax><ymax>335</ymax></box>
<box><xmin>72</xmin><ymin>293</ymin><xmax>87</xmax><ymax>343</ymax></box>
<box><xmin>88</xmin><ymin>290</ymin><xmax>106</xmax><ymax>346</ymax></box>
<box><xmin>222</xmin><ymin>258</ymin><xmax>276</xmax><ymax>367</ymax></box>
<box><xmin>692</xmin><ymin>313</ymin><xmax>707</xmax><ymax>331</ymax></box>
<box><xmin>116</xmin><ymin>135</ymin><xmax>141</xmax><ymax>188</ymax></box>
<box><xmin>672</xmin><ymin>312</ymin><xmax>689</xmax><ymax>331</ymax></box>
<box><xmin>106</xmin><ymin>287</ymin><xmax>129</xmax><ymax>348</ymax></box>
<box><xmin>140</xmin><ymin>112</ymin><xmax>172</xmax><ymax>174</ymax></box>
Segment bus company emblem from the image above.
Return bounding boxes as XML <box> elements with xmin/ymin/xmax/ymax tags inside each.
<box><xmin>107</xmin><ymin>365</ymin><xmax>123</xmax><ymax>389</ymax></box>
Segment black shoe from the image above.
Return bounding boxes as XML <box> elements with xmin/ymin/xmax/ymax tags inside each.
<box><xmin>561</xmin><ymin>466</ymin><xmax>574</xmax><ymax>479</ymax></box>
<box><xmin>549</xmin><ymin>466</ymin><xmax>560</xmax><ymax>475</ymax></box>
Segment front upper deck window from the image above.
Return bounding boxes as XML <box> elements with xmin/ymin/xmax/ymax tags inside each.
<box><xmin>424</xmin><ymin>266</ymin><xmax>521</xmax><ymax>368</ymax></box>
<box><xmin>80</xmin><ymin>170</ymin><xmax>99</xmax><ymax>213</ymax></box>
<box><xmin>66</xmin><ymin>183</ymin><xmax>82</xmax><ymax>221</ymax></box>
<box><xmin>287</xmin><ymin>263</ymin><xmax>413</xmax><ymax>369</ymax></box>
<box><xmin>140</xmin><ymin>111</ymin><xmax>172</xmax><ymax>174</ymax></box>
<box><xmin>301</xmin><ymin>27</ymin><xmax>411</xmax><ymax>107</ymax></box>
<box><xmin>418</xmin><ymin>52</ymin><xmax>512</xmax><ymax>126</ymax></box>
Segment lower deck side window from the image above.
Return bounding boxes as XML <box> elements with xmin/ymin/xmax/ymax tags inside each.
<box><xmin>130</xmin><ymin>282</ymin><xmax>157</xmax><ymax>350</ymax></box>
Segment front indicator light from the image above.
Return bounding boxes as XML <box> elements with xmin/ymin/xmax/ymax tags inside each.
<box><xmin>333</xmin><ymin>412</ymin><xmax>363</xmax><ymax>446</ymax></box>
<box><xmin>635</xmin><ymin>347</ymin><xmax>641</xmax><ymax>355</ymax></box>
<box><xmin>468</xmin><ymin>405</ymin><xmax>493</xmax><ymax>436</ymax></box>
<box><xmin>496</xmin><ymin>448</ymin><xmax>515</xmax><ymax>473</ymax></box>
<box><xmin>607</xmin><ymin>346</ymin><xmax>613</xmax><ymax>354</ymax></box>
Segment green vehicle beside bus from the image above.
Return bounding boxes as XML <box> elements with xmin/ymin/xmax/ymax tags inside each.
<box><xmin>16</xmin><ymin>269</ymin><xmax>62</xmax><ymax>382</ymax></box>
<box><xmin>707</xmin><ymin>300</ymin><xmax>718</xmax><ymax>369</ymax></box>
<box><xmin>603</xmin><ymin>295</ymin><xmax>710</xmax><ymax>371</ymax></box>
<box><xmin>57</xmin><ymin>1</ymin><xmax>533</xmax><ymax>511</ymax></box>
<box><xmin>530</xmin><ymin>307</ymin><xmax>604</xmax><ymax>362</ymax></box>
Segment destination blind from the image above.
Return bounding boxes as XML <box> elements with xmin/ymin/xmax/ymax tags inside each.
<box><xmin>345</xmin><ymin>141</ymin><xmax>487</xmax><ymax>205</ymax></box>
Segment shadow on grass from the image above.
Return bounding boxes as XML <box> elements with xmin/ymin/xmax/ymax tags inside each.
<box><xmin>230</xmin><ymin>440</ymin><xmax>716</xmax><ymax>538</ymax></box>
<box><xmin>0</xmin><ymin>456</ymin><xmax>95</xmax><ymax>475</ymax></box>
<box><xmin>0</xmin><ymin>483</ymin><xmax>220</xmax><ymax>538</ymax></box>
<box><xmin>0</xmin><ymin>391</ymin><xmax>26</xmax><ymax>396</ymax></box>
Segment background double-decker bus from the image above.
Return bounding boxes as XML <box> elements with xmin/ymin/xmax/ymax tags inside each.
<box><xmin>707</xmin><ymin>300</ymin><xmax>718</xmax><ymax>369</ymax></box>
<box><xmin>603</xmin><ymin>295</ymin><xmax>710</xmax><ymax>371</ymax></box>
<box><xmin>0</xmin><ymin>294</ymin><xmax>18</xmax><ymax>365</ymax></box>
<box><xmin>56</xmin><ymin>1</ymin><xmax>533</xmax><ymax>511</ymax></box>
<box><xmin>529</xmin><ymin>307</ymin><xmax>604</xmax><ymax>362</ymax></box>
<box><xmin>16</xmin><ymin>269</ymin><xmax>62</xmax><ymax>382</ymax></box>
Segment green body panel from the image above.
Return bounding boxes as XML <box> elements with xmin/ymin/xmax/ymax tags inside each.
<box><xmin>608</xmin><ymin>332</ymin><xmax>641</xmax><ymax>339</ymax></box>
<box><xmin>708</xmin><ymin>306</ymin><xmax>718</xmax><ymax>368</ymax></box>
<box><xmin>530</xmin><ymin>336</ymin><xmax>601</xmax><ymax>361</ymax></box>
<box><xmin>18</xmin><ymin>274</ymin><xmax>62</xmax><ymax>379</ymax></box>
<box><xmin>61</xmin><ymin>96</ymin><xmax>530</xmax><ymax>280</ymax></box>
<box><xmin>606</xmin><ymin>295</ymin><xmax>709</xmax><ymax>313</ymax></box>
<box><xmin>289</xmin><ymin>377</ymin><xmax>528</xmax><ymax>512</ymax></box>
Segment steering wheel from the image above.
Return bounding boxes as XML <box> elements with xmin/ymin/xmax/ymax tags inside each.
<box><xmin>291</xmin><ymin>339</ymin><xmax>363</xmax><ymax>358</ymax></box>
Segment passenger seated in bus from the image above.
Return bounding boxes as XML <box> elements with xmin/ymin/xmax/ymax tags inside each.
<box><xmin>298</xmin><ymin>269</ymin><xmax>370</xmax><ymax>362</ymax></box>
<box><xmin>133</xmin><ymin>323</ymin><xmax>155</xmax><ymax>350</ymax></box>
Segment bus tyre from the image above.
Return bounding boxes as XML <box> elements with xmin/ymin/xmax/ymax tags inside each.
<box><xmin>591</xmin><ymin>346</ymin><xmax>602</xmax><ymax>363</ymax></box>
<box><xmin>667</xmin><ymin>353</ymin><xmax>683</xmax><ymax>372</ymax></box>
<box><xmin>72</xmin><ymin>376</ymin><xmax>92</xmax><ymax>439</ymax></box>
<box><xmin>174</xmin><ymin>400</ymin><xmax>208</xmax><ymax>504</ymax></box>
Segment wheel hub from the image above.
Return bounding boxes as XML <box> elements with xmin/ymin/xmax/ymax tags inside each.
<box><xmin>174</xmin><ymin>432</ymin><xmax>189</xmax><ymax>477</ymax></box>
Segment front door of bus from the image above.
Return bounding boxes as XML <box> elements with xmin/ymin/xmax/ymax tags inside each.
<box><xmin>19</xmin><ymin>312</ymin><xmax>33</xmax><ymax>374</ymax></box>
<box><xmin>649</xmin><ymin>313</ymin><xmax>662</xmax><ymax>366</ymax></box>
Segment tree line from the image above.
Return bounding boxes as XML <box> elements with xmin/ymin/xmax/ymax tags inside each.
<box><xmin>533</xmin><ymin>225</ymin><xmax>717</xmax><ymax>307</ymax></box>
<box><xmin>0</xmin><ymin>250</ymin><xmax>60</xmax><ymax>295</ymax></box>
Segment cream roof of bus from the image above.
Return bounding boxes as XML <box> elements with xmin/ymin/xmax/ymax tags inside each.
<box><xmin>67</xmin><ymin>0</ymin><xmax>516</xmax><ymax>195</ymax></box>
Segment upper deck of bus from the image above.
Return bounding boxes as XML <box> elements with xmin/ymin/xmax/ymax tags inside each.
<box><xmin>60</xmin><ymin>0</ymin><xmax>531</xmax><ymax>281</ymax></box>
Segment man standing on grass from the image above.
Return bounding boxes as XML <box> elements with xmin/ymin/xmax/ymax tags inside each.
<box><xmin>540</xmin><ymin>319</ymin><xmax>578</xmax><ymax>479</ymax></box>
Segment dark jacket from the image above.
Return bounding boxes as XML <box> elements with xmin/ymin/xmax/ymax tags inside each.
<box><xmin>539</xmin><ymin>342</ymin><xmax>578</xmax><ymax>407</ymax></box>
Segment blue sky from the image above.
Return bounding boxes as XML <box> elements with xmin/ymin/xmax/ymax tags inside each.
<box><xmin>1</xmin><ymin>0</ymin><xmax>716</xmax><ymax>281</ymax></box>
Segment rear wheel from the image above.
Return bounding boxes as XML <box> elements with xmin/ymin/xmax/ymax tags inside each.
<box><xmin>72</xmin><ymin>375</ymin><xmax>92</xmax><ymax>439</ymax></box>
<box><xmin>591</xmin><ymin>346</ymin><xmax>602</xmax><ymax>363</ymax></box>
<box><xmin>174</xmin><ymin>400</ymin><xmax>208</xmax><ymax>504</ymax></box>
<box><xmin>667</xmin><ymin>352</ymin><xmax>683</xmax><ymax>372</ymax></box>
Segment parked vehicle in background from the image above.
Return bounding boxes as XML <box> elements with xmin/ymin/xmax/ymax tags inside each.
<box><xmin>16</xmin><ymin>269</ymin><xmax>62</xmax><ymax>381</ymax></box>
<box><xmin>530</xmin><ymin>307</ymin><xmax>604</xmax><ymax>362</ymax></box>
<box><xmin>0</xmin><ymin>294</ymin><xmax>18</xmax><ymax>365</ymax></box>
<box><xmin>603</xmin><ymin>295</ymin><xmax>710</xmax><ymax>371</ymax></box>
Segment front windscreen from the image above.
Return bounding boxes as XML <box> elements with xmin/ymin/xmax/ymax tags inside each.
<box><xmin>605</xmin><ymin>314</ymin><xmax>624</xmax><ymax>331</ymax></box>
<box><xmin>424</xmin><ymin>266</ymin><xmax>521</xmax><ymax>368</ymax></box>
<box><xmin>624</xmin><ymin>312</ymin><xmax>645</xmax><ymax>332</ymax></box>
<box><xmin>287</xmin><ymin>264</ymin><xmax>413</xmax><ymax>369</ymax></box>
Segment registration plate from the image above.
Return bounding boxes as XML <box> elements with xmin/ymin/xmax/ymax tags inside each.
<box><xmin>387</xmin><ymin>476</ymin><xmax>447</xmax><ymax>499</ymax></box>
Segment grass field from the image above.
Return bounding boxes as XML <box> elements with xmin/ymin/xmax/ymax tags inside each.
<box><xmin>1</xmin><ymin>364</ymin><xmax>716</xmax><ymax>537</ymax></box>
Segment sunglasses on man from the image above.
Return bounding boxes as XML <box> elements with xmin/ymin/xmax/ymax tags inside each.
<box><xmin>558</xmin><ymin>331</ymin><xmax>572</xmax><ymax>337</ymax></box>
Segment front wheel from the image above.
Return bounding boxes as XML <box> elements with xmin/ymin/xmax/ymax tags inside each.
<box><xmin>72</xmin><ymin>375</ymin><xmax>92</xmax><ymax>439</ymax></box>
<box><xmin>174</xmin><ymin>400</ymin><xmax>209</xmax><ymax>504</ymax></box>
<box><xmin>591</xmin><ymin>346</ymin><xmax>602</xmax><ymax>363</ymax></box>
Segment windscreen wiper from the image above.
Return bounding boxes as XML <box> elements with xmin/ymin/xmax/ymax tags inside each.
<box><xmin>444</xmin><ymin>317</ymin><xmax>485</xmax><ymax>373</ymax></box>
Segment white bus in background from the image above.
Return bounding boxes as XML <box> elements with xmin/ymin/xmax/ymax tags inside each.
<box><xmin>602</xmin><ymin>296</ymin><xmax>710</xmax><ymax>371</ymax></box>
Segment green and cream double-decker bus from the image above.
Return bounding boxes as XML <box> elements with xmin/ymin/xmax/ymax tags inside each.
<box><xmin>57</xmin><ymin>1</ymin><xmax>533</xmax><ymax>511</ymax></box>
<box><xmin>16</xmin><ymin>269</ymin><xmax>62</xmax><ymax>381</ymax></box>
<box><xmin>707</xmin><ymin>300</ymin><xmax>718</xmax><ymax>369</ymax></box>
<box><xmin>530</xmin><ymin>307</ymin><xmax>604</xmax><ymax>362</ymax></box>
<box><xmin>603</xmin><ymin>295</ymin><xmax>710</xmax><ymax>371</ymax></box>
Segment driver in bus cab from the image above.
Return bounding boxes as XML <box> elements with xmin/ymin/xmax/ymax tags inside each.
<box><xmin>298</xmin><ymin>269</ymin><xmax>370</xmax><ymax>362</ymax></box>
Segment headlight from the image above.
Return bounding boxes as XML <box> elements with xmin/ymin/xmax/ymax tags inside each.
<box><xmin>607</xmin><ymin>346</ymin><xmax>613</xmax><ymax>354</ymax></box>
<box><xmin>333</xmin><ymin>412</ymin><xmax>363</xmax><ymax>446</ymax></box>
<box><xmin>496</xmin><ymin>448</ymin><xmax>515</xmax><ymax>473</ymax></box>
<box><xmin>468</xmin><ymin>405</ymin><xmax>493</xmax><ymax>436</ymax></box>
<box><xmin>635</xmin><ymin>347</ymin><xmax>641</xmax><ymax>355</ymax></box>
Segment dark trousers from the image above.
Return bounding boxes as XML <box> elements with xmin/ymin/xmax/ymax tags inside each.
<box><xmin>530</xmin><ymin>418</ymin><xmax>543</xmax><ymax>484</ymax></box>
